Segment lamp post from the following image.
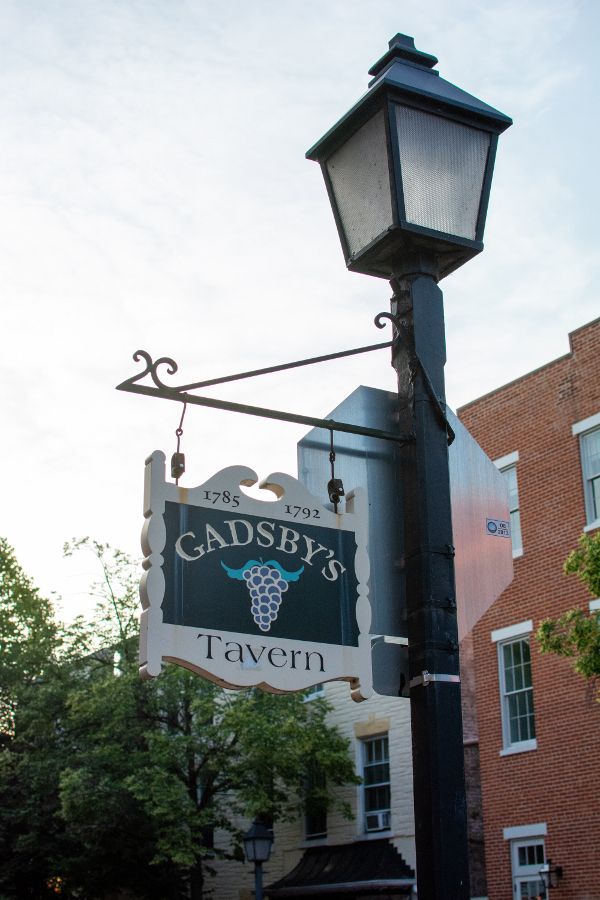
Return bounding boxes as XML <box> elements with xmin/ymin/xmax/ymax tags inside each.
<box><xmin>539</xmin><ymin>859</ymin><xmax>564</xmax><ymax>891</ymax></box>
<box><xmin>307</xmin><ymin>34</ymin><xmax>511</xmax><ymax>900</ymax></box>
<box><xmin>243</xmin><ymin>819</ymin><xmax>274</xmax><ymax>900</ymax></box>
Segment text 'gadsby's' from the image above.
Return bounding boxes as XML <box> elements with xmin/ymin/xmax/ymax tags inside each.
<box><xmin>174</xmin><ymin>518</ymin><xmax>347</xmax><ymax>582</ymax></box>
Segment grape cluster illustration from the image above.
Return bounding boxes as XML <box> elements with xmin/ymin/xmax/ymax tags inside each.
<box><xmin>243</xmin><ymin>564</ymin><xmax>289</xmax><ymax>631</ymax></box>
<box><xmin>221</xmin><ymin>558</ymin><xmax>304</xmax><ymax>633</ymax></box>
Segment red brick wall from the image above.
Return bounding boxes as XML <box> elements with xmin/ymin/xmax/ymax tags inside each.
<box><xmin>458</xmin><ymin>318</ymin><xmax>600</xmax><ymax>900</ymax></box>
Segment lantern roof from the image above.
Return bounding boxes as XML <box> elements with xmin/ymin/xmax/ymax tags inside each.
<box><xmin>306</xmin><ymin>33</ymin><xmax>512</xmax><ymax>162</ymax></box>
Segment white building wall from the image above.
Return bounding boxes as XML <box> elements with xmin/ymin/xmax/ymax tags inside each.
<box><xmin>210</xmin><ymin>681</ymin><xmax>415</xmax><ymax>899</ymax></box>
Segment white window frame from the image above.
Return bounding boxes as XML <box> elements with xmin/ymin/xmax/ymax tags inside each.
<box><xmin>494</xmin><ymin>451</ymin><xmax>523</xmax><ymax>558</ymax></box>
<box><xmin>504</xmin><ymin>824</ymin><xmax>548</xmax><ymax>900</ymax></box>
<box><xmin>359</xmin><ymin>734</ymin><xmax>391</xmax><ymax>835</ymax></box>
<box><xmin>572</xmin><ymin>412</ymin><xmax>600</xmax><ymax>531</ymax></box>
<box><xmin>509</xmin><ymin>835</ymin><xmax>547</xmax><ymax>899</ymax></box>
<box><xmin>492</xmin><ymin>621</ymin><xmax>537</xmax><ymax>755</ymax></box>
<box><xmin>303</xmin><ymin>683</ymin><xmax>324</xmax><ymax>701</ymax></box>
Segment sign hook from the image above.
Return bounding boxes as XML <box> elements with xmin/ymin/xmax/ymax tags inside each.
<box><xmin>327</xmin><ymin>429</ymin><xmax>345</xmax><ymax>513</ymax></box>
<box><xmin>171</xmin><ymin>401</ymin><xmax>187</xmax><ymax>484</ymax></box>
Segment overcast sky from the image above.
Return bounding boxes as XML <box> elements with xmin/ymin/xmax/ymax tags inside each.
<box><xmin>1</xmin><ymin>0</ymin><xmax>598</xmax><ymax>619</ymax></box>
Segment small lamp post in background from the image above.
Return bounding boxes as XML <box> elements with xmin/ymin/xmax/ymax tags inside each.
<box><xmin>243</xmin><ymin>819</ymin><xmax>274</xmax><ymax>900</ymax></box>
<box><xmin>539</xmin><ymin>859</ymin><xmax>564</xmax><ymax>891</ymax></box>
<box><xmin>307</xmin><ymin>34</ymin><xmax>511</xmax><ymax>900</ymax></box>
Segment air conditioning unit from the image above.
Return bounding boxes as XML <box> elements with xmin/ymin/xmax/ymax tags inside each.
<box><xmin>365</xmin><ymin>811</ymin><xmax>391</xmax><ymax>832</ymax></box>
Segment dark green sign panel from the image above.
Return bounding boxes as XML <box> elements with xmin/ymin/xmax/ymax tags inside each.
<box><xmin>162</xmin><ymin>502</ymin><xmax>359</xmax><ymax>647</ymax></box>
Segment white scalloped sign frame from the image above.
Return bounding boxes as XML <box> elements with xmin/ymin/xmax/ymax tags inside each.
<box><xmin>140</xmin><ymin>451</ymin><xmax>372</xmax><ymax>702</ymax></box>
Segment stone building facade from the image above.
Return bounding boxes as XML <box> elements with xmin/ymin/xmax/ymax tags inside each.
<box><xmin>210</xmin><ymin>682</ymin><xmax>416</xmax><ymax>898</ymax></box>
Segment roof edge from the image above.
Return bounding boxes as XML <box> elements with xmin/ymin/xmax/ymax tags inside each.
<box><xmin>458</xmin><ymin>316</ymin><xmax>600</xmax><ymax>415</ymax></box>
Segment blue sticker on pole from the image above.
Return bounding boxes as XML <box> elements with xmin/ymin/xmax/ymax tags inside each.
<box><xmin>486</xmin><ymin>518</ymin><xmax>510</xmax><ymax>538</ymax></box>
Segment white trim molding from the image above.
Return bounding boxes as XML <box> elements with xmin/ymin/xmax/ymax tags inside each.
<box><xmin>503</xmin><ymin>822</ymin><xmax>547</xmax><ymax>841</ymax></box>
<box><xmin>491</xmin><ymin>620</ymin><xmax>533</xmax><ymax>643</ymax></box>
<box><xmin>573</xmin><ymin>412</ymin><xmax>600</xmax><ymax>530</ymax></box>
<box><xmin>500</xmin><ymin>739</ymin><xmax>537</xmax><ymax>756</ymax></box>
<box><xmin>572</xmin><ymin>410</ymin><xmax>600</xmax><ymax>436</ymax></box>
<box><xmin>494</xmin><ymin>621</ymin><xmax>537</xmax><ymax>754</ymax></box>
<box><xmin>493</xmin><ymin>452</ymin><xmax>524</xmax><ymax>557</ymax></box>
<box><xmin>494</xmin><ymin>450</ymin><xmax>519</xmax><ymax>470</ymax></box>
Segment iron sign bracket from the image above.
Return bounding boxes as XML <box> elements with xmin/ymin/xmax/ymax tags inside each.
<box><xmin>375</xmin><ymin>310</ymin><xmax>455</xmax><ymax>446</ymax></box>
<box><xmin>116</xmin><ymin>316</ymin><xmax>415</xmax><ymax>446</ymax></box>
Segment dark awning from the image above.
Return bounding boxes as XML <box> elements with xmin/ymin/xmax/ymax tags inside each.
<box><xmin>266</xmin><ymin>838</ymin><xmax>415</xmax><ymax>896</ymax></box>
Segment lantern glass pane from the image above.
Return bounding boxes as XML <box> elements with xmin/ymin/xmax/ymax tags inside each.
<box><xmin>394</xmin><ymin>105</ymin><xmax>490</xmax><ymax>240</ymax></box>
<box><xmin>245</xmin><ymin>836</ymin><xmax>272</xmax><ymax>862</ymax></box>
<box><xmin>326</xmin><ymin>109</ymin><xmax>393</xmax><ymax>258</ymax></box>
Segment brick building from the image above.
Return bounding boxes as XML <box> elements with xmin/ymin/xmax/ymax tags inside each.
<box><xmin>458</xmin><ymin>316</ymin><xmax>600</xmax><ymax>900</ymax></box>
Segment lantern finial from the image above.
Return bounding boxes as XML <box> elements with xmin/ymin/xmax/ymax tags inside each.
<box><xmin>368</xmin><ymin>33</ymin><xmax>438</xmax><ymax>80</ymax></box>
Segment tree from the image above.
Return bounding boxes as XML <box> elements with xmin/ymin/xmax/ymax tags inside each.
<box><xmin>0</xmin><ymin>539</ymin><xmax>68</xmax><ymax>897</ymax></box>
<box><xmin>0</xmin><ymin>540</ymin><xmax>359</xmax><ymax>899</ymax></box>
<box><xmin>537</xmin><ymin>531</ymin><xmax>600</xmax><ymax>690</ymax></box>
<box><xmin>0</xmin><ymin>537</ymin><xmax>60</xmax><ymax>736</ymax></box>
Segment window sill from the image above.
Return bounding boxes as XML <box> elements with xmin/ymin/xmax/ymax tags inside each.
<box><xmin>500</xmin><ymin>739</ymin><xmax>537</xmax><ymax>757</ymax></box>
<box><xmin>356</xmin><ymin>829</ymin><xmax>393</xmax><ymax>842</ymax></box>
<box><xmin>584</xmin><ymin>520</ymin><xmax>600</xmax><ymax>533</ymax></box>
<box><xmin>300</xmin><ymin>836</ymin><xmax>328</xmax><ymax>848</ymax></box>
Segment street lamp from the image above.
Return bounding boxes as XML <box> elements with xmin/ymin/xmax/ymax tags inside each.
<box><xmin>539</xmin><ymin>859</ymin><xmax>564</xmax><ymax>890</ymax></box>
<box><xmin>307</xmin><ymin>34</ymin><xmax>511</xmax><ymax>900</ymax></box>
<box><xmin>243</xmin><ymin>819</ymin><xmax>274</xmax><ymax>900</ymax></box>
<box><xmin>306</xmin><ymin>32</ymin><xmax>511</xmax><ymax>282</ymax></box>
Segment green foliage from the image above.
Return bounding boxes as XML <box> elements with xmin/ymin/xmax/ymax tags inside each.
<box><xmin>62</xmin><ymin>537</ymin><xmax>141</xmax><ymax>665</ymax></box>
<box><xmin>0</xmin><ymin>539</ymin><xmax>359</xmax><ymax>899</ymax></box>
<box><xmin>563</xmin><ymin>531</ymin><xmax>600</xmax><ymax>598</ymax></box>
<box><xmin>0</xmin><ymin>537</ymin><xmax>60</xmax><ymax>735</ymax></box>
<box><xmin>537</xmin><ymin>607</ymin><xmax>600</xmax><ymax>679</ymax></box>
<box><xmin>536</xmin><ymin>531</ymin><xmax>600</xmax><ymax>692</ymax></box>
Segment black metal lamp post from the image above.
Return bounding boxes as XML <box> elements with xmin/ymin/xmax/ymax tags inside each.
<box><xmin>307</xmin><ymin>34</ymin><xmax>511</xmax><ymax>900</ymax></box>
<box><xmin>243</xmin><ymin>819</ymin><xmax>274</xmax><ymax>900</ymax></box>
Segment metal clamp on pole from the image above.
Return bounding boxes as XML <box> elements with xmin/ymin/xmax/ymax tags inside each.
<box><xmin>409</xmin><ymin>671</ymin><xmax>461</xmax><ymax>689</ymax></box>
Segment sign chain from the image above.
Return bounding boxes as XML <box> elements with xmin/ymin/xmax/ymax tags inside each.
<box><xmin>327</xmin><ymin>430</ymin><xmax>345</xmax><ymax>513</ymax></box>
<box><xmin>171</xmin><ymin>401</ymin><xmax>187</xmax><ymax>483</ymax></box>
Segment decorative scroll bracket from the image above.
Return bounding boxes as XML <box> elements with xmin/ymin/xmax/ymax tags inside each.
<box><xmin>117</xmin><ymin>325</ymin><xmax>415</xmax><ymax>445</ymax></box>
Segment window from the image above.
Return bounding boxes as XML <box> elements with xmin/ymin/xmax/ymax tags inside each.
<box><xmin>573</xmin><ymin>415</ymin><xmax>600</xmax><ymax>529</ymax></box>
<box><xmin>304</xmin><ymin>764</ymin><xmax>327</xmax><ymax>841</ymax></box>
<box><xmin>492</xmin><ymin>621</ymin><xmax>536</xmax><ymax>754</ymax></box>
<box><xmin>504</xmin><ymin>825</ymin><xmax>548</xmax><ymax>899</ymax></box>
<box><xmin>510</xmin><ymin>838</ymin><xmax>547</xmax><ymax>899</ymax></box>
<box><xmin>361</xmin><ymin>735</ymin><xmax>391</xmax><ymax>832</ymax></box>
<box><xmin>495</xmin><ymin>451</ymin><xmax>523</xmax><ymax>557</ymax></box>
<box><xmin>304</xmin><ymin>683</ymin><xmax>324</xmax><ymax>701</ymax></box>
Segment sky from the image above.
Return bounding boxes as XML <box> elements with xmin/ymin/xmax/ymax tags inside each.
<box><xmin>0</xmin><ymin>0</ymin><xmax>598</xmax><ymax>620</ymax></box>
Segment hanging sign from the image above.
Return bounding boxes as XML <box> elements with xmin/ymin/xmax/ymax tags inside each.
<box><xmin>140</xmin><ymin>451</ymin><xmax>372</xmax><ymax>701</ymax></box>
